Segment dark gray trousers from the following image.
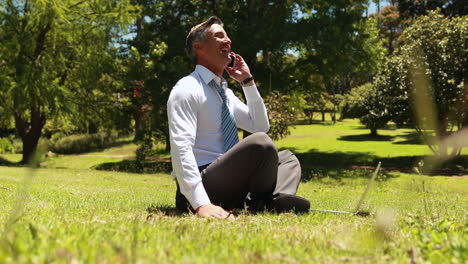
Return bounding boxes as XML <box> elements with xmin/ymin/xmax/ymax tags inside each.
<box><xmin>176</xmin><ymin>132</ymin><xmax>301</xmax><ymax>211</ymax></box>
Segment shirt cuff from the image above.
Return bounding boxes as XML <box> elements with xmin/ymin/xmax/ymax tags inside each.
<box><xmin>187</xmin><ymin>182</ymin><xmax>211</xmax><ymax>210</ymax></box>
<box><xmin>242</xmin><ymin>84</ymin><xmax>262</xmax><ymax>102</ymax></box>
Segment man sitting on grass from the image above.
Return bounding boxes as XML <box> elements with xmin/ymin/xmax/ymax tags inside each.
<box><xmin>167</xmin><ymin>16</ymin><xmax>310</xmax><ymax>219</ymax></box>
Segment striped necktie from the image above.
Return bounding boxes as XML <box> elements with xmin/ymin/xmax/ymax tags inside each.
<box><xmin>209</xmin><ymin>79</ymin><xmax>239</xmax><ymax>152</ymax></box>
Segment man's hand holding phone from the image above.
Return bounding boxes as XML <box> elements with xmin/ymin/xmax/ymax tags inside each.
<box><xmin>225</xmin><ymin>52</ymin><xmax>253</xmax><ymax>85</ymax></box>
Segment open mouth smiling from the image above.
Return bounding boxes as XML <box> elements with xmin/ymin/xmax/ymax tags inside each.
<box><xmin>220</xmin><ymin>46</ymin><xmax>230</xmax><ymax>55</ymax></box>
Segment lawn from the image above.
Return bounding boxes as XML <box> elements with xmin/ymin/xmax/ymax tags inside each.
<box><xmin>0</xmin><ymin>120</ymin><xmax>467</xmax><ymax>263</ymax></box>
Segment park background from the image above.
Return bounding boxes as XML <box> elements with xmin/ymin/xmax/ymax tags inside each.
<box><xmin>0</xmin><ymin>0</ymin><xmax>467</xmax><ymax>263</ymax></box>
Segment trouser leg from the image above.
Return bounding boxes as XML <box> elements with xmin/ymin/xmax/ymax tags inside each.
<box><xmin>273</xmin><ymin>150</ymin><xmax>301</xmax><ymax>195</ymax></box>
<box><xmin>201</xmin><ymin>132</ymin><xmax>278</xmax><ymax>210</ymax></box>
<box><xmin>175</xmin><ymin>132</ymin><xmax>278</xmax><ymax>212</ymax></box>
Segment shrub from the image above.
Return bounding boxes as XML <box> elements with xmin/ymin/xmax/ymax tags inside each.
<box><xmin>0</xmin><ymin>138</ymin><xmax>14</xmax><ymax>154</ymax></box>
<box><xmin>12</xmin><ymin>139</ymin><xmax>23</xmax><ymax>153</ymax></box>
<box><xmin>264</xmin><ymin>91</ymin><xmax>296</xmax><ymax>140</ymax></box>
<box><xmin>340</xmin><ymin>83</ymin><xmax>375</xmax><ymax>119</ymax></box>
<box><xmin>340</xmin><ymin>83</ymin><xmax>391</xmax><ymax>135</ymax></box>
<box><xmin>49</xmin><ymin>131</ymin><xmax>118</xmax><ymax>154</ymax></box>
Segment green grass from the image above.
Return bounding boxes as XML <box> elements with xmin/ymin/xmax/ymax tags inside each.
<box><xmin>0</xmin><ymin>120</ymin><xmax>467</xmax><ymax>263</ymax></box>
<box><xmin>277</xmin><ymin>120</ymin><xmax>467</xmax><ymax>173</ymax></box>
<box><xmin>277</xmin><ymin>120</ymin><xmax>433</xmax><ymax>157</ymax></box>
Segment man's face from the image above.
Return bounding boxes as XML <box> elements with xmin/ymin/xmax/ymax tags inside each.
<box><xmin>197</xmin><ymin>24</ymin><xmax>232</xmax><ymax>67</ymax></box>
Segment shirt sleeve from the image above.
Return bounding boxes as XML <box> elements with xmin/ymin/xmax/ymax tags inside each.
<box><xmin>230</xmin><ymin>84</ymin><xmax>270</xmax><ymax>133</ymax></box>
<box><xmin>167</xmin><ymin>82</ymin><xmax>211</xmax><ymax>209</ymax></box>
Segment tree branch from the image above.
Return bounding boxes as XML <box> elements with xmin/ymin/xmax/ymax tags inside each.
<box><xmin>34</xmin><ymin>22</ymin><xmax>52</xmax><ymax>60</ymax></box>
<box><xmin>415</xmin><ymin>126</ymin><xmax>439</xmax><ymax>156</ymax></box>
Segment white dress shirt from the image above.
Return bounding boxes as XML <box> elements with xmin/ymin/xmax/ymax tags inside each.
<box><xmin>167</xmin><ymin>65</ymin><xmax>270</xmax><ymax>209</ymax></box>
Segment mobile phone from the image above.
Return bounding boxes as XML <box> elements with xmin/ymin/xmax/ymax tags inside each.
<box><xmin>228</xmin><ymin>54</ymin><xmax>235</xmax><ymax>67</ymax></box>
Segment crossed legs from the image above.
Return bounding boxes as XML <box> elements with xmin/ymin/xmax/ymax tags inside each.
<box><xmin>175</xmin><ymin>132</ymin><xmax>303</xmax><ymax>212</ymax></box>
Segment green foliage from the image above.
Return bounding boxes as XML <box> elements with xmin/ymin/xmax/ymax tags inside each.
<box><xmin>397</xmin><ymin>0</ymin><xmax>467</xmax><ymax>18</ymax></box>
<box><xmin>359</xmin><ymin>111</ymin><xmax>391</xmax><ymax>136</ymax></box>
<box><xmin>123</xmin><ymin>1</ymin><xmax>385</xmax><ymax>152</ymax></box>
<box><xmin>402</xmin><ymin>11</ymin><xmax>467</xmax><ymax>125</ymax></box>
<box><xmin>402</xmin><ymin>214</ymin><xmax>468</xmax><ymax>262</ymax></box>
<box><xmin>341</xmin><ymin>83</ymin><xmax>375</xmax><ymax>119</ymax></box>
<box><xmin>369</xmin><ymin>10</ymin><xmax>467</xmax><ymax>155</ymax></box>
<box><xmin>11</xmin><ymin>139</ymin><xmax>22</xmax><ymax>154</ymax></box>
<box><xmin>264</xmin><ymin>91</ymin><xmax>296</xmax><ymax>141</ymax></box>
<box><xmin>340</xmin><ymin>82</ymin><xmax>392</xmax><ymax>135</ymax></box>
<box><xmin>135</xmin><ymin>133</ymin><xmax>153</xmax><ymax>163</ymax></box>
<box><xmin>0</xmin><ymin>139</ymin><xmax>14</xmax><ymax>154</ymax></box>
<box><xmin>296</xmin><ymin>4</ymin><xmax>385</xmax><ymax>95</ymax></box>
<box><xmin>49</xmin><ymin>131</ymin><xmax>118</xmax><ymax>154</ymax></box>
<box><xmin>0</xmin><ymin>0</ymin><xmax>139</xmax><ymax>162</ymax></box>
<box><xmin>371</xmin><ymin>4</ymin><xmax>403</xmax><ymax>55</ymax></box>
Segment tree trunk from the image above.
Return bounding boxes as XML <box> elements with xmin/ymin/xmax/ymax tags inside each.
<box><xmin>133</xmin><ymin>110</ymin><xmax>145</xmax><ymax>142</ymax></box>
<box><xmin>322</xmin><ymin>112</ymin><xmax>325</xmax><ymax>122</ymax></box>
<box><xmin>165</xmin><ymin>132</ymin><xmax>170</xmax><ymax>153</ymax></box>
<box><xmin>370</xmin><ymin>128</ymin><xmax>378</xmax><ymax>136</ymax></box>
<box><xmin>14</xmin><ymin>109</ymin><xmax>46</xmax><ymax>165</ymax></box>
<box><xmin>436</xmin><ymin>122</ymin><xmax>449</xmax><ymax>158</ymax></box>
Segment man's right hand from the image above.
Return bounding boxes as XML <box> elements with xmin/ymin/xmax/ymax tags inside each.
<box><xmin>196</xmin><ymin>204</ymin><xmax>235</xmax><ymax>220</ymax></box>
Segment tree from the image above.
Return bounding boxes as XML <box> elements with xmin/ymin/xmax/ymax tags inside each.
<box><xmin>124</xmin><ymin>0</ymin><xmax>389</xmax><ymax>146</ymax></box>
<box><xmin>340</xmin><ymin>82</ymin><xmax>392</xmax><ymax>135</ymax></box>
<box><xmin>402</xmin><ymin>11</ymin><xmax>467</xmax><ymax>158</ymax></box>
<box><xmin>0</xmin><ymin>0</ymin><xmax>139</xmax><ymax>163</ymax></box>
<box><xmin>123</xmin><ymin>0</ymin><xmax>305</xmax><ymax>145</ymax></box>
<box><xmin>371</xmin><ymin>4</ymin><xmax>403</xmax><ymax>54</ymax></box>
<box><xmin>296</xmin><ymin>1</ymin><xmax>385</xmax><ymax>96</ymax></box>
<box><xmin>397</xmin><ymin>0</ymin><xmax>467</xmax><ymax>18</ymax></box>
<box><xmin>369</xmin><ymin>11</ymin><xmax>467</xmax><ymax>157</ymax></box>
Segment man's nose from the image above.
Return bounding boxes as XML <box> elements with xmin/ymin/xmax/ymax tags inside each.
<box><xmin>224</xmin><ymin>36</ymin><xmax>231</xmax><ymax>45</ymax></box>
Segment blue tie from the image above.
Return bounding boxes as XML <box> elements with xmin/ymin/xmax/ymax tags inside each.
<box><xmin>209</xmin><ymin>80</ymin><xmax>239</xmax><ymax>152</ymax></box>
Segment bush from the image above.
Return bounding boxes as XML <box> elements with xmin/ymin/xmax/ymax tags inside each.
<box><xmin>0</xmin><ymin>138</ymin><xmax>14</xmax><ymax>154</ymax></box>
<box><xmin>340</xmin><ymin>83</ymin><xmax>375</xmax><ymax>119</ymax></box>
<box><xmin>12</xmin><ymin>139</ymin><xmax>22</xmax><ymax>153</ymax></box>
<box><xmin>49</xmin><ymin>131</ymin><xmax>118</xmax><ymax>154</ymax></box>
<box><xmin>264</xmin><ymin>91</ymin><xmax>296</xmax><ymax>140</ymax></box>
<box><xmin>340</xmin><ymin>83</ymin><xmax>391</xmax><ymax>135</ymax></box>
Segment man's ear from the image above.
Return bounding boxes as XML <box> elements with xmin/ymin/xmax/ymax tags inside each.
<box><xmin>193</xmin><ymin>42</ymin><xmax>203</xmax><ymax>51</ymax></box>
<box><xmin>193</xmin><ymin>42</ymin><xmax>204</xmax><ymax>59</ymax></box>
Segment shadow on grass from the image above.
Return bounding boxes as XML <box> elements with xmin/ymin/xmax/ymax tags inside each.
<box><xmin>0</xmin><ymin>156</ymin><xmax>21</xmax><ymax>167</ymax></box>
<box><xmin>282</xmin><ymin>147</ymin><xmax>418</xmax><ymax>182</ymax></box>
<box><xmin>295</xmin><ymin>119</ymin><xmax>338</xmax><ymax>126</ymax></box>
<box><xmin>94</xmin><ymin>160</ymin><xmax>172</xmax><ymax>174</ymax></box>
<box><xmin>68</xmin><ymin>139</ymin><xmax>135</xmax><ymax>155</ymax></box>
<box><xmin>338</xmin><ymin>131</ymin><xmax>425</xmax><ymax>145</ymax></box>
<box><xmin>285</xmin><ymin>147</ymin><xmax>468</xmax><ymax>180</ymax></box>
<box><xmin>392</xmin><ymin>131</ymin><xmax>425</xmax><ymax>145</ymax></box>
<box><xmin>289</xmin><ymin>148</ymin><xmax>421</xmax><ymax>168</ymax></box>
<box><xmin>146</xmin><ymin>204</ymin><xmax>185</xmax><ymax>217</ymax></box>
<box><xmin>338</xmin><ymin>134</ymin><xmax>395</xmax><ymax>142</ymax></box>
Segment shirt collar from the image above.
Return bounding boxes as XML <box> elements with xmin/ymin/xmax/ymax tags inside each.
<box><xmin>195</xmin><ymin>65</ymin><xmax>227</xmax><ymax>88</ymax></box>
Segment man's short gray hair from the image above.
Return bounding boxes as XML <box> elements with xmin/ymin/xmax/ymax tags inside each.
<box><xmin>186</xmin><ymin>16</ymin><xmax>224</xmax><ymax>65</ymax></box>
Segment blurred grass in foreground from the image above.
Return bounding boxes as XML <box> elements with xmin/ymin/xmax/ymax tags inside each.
<box><xmin>0</xmin><ymin>166</ymin><xmax>466</xmax><ymax>263</ymax></box>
